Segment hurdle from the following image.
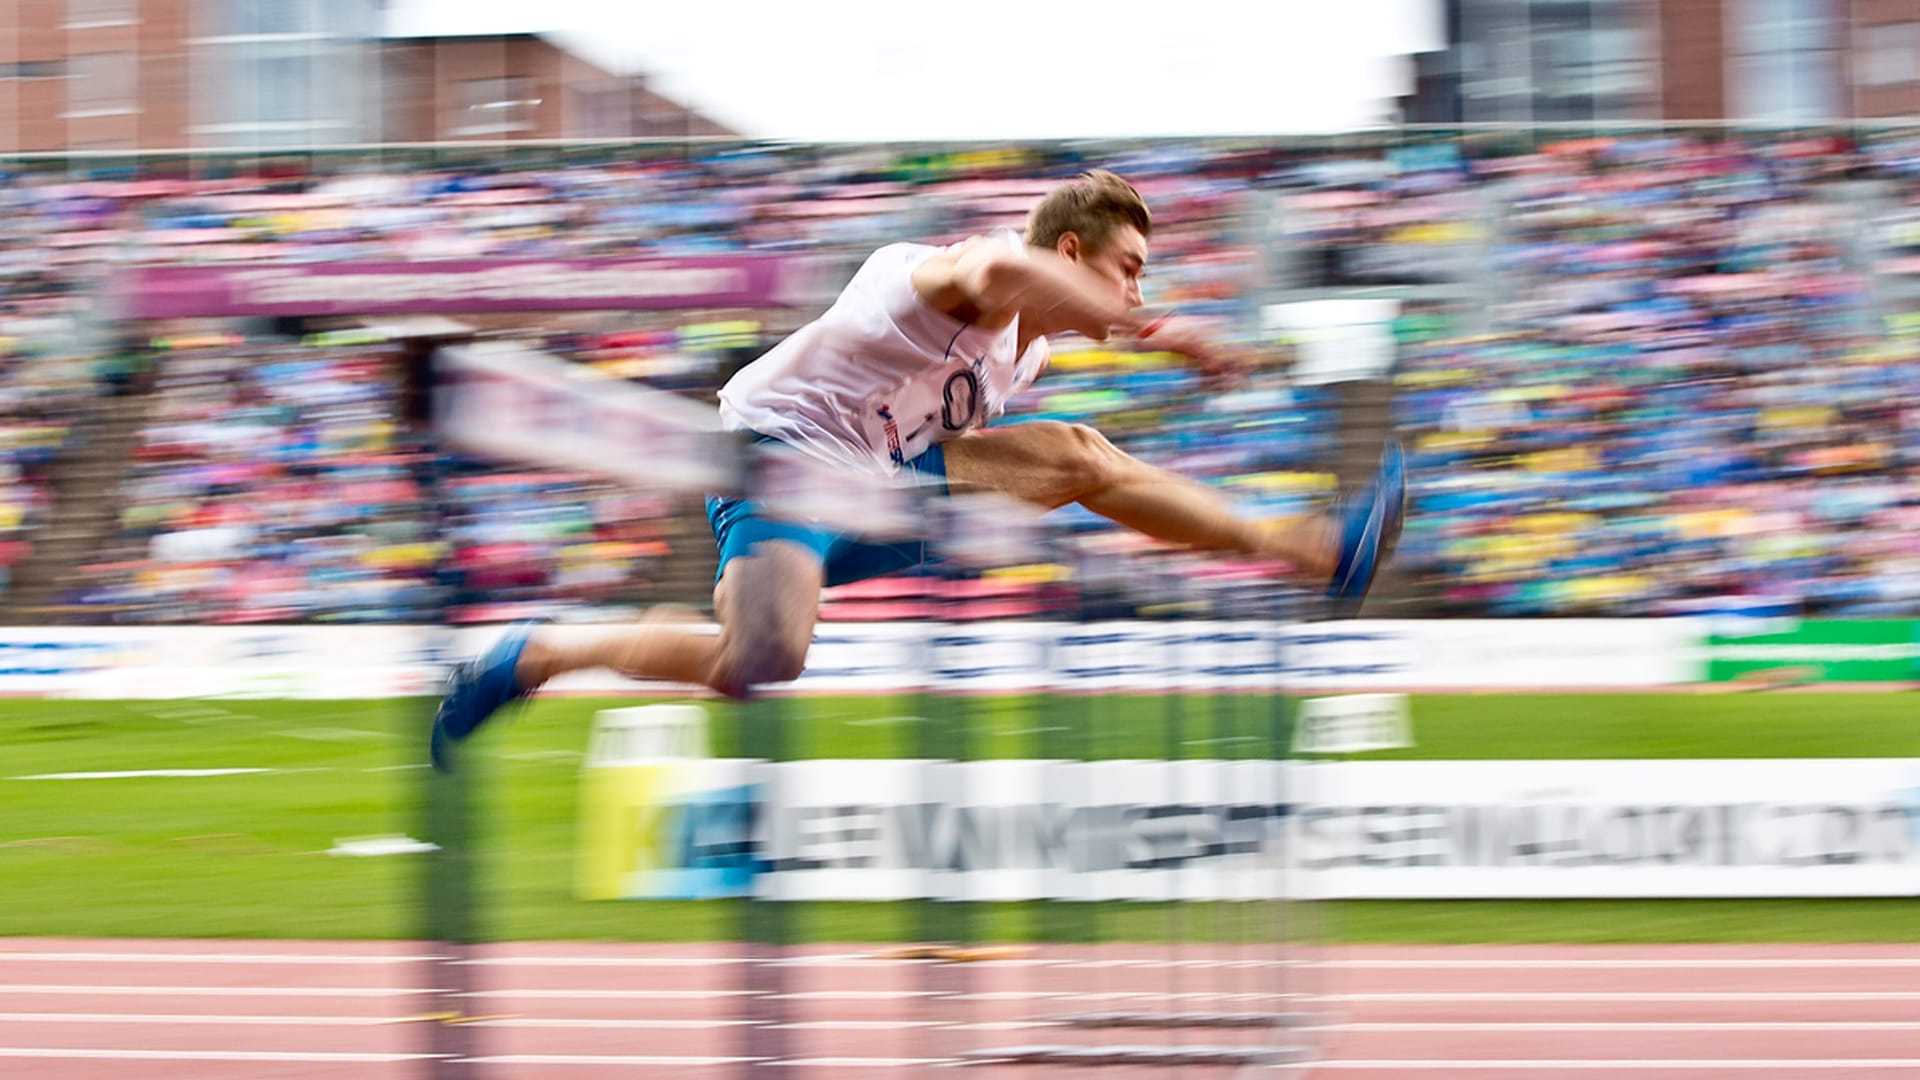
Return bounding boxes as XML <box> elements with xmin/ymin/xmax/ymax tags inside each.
<box><xmin>920</xmin><ymin>515</ymin><xmax>1328</xmax><ymax>1077</ymax></box>
<box><xmin>424</xmin><ymin>338</ymin><xmax>1330</xmax><ymax>1077</ymax></box>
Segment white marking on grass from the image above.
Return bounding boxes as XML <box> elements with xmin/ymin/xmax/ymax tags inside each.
<box><xmin>142</xmin><ymin>706</ymin><xmax>231</xmax><ymax>721</ymax></box>
<box><xmin>10</xmin><ymin>769</ymin><xmax>274</xmax><ymax>780</ymax></box>
<box><xmin>844</xmin><ymin>715</ymin><xmax>928</xmax><ymax>727</ymax></box>
<box><xmin>498</xmin><ymin>750</ymin><xmax>582</xmax><ymax>763</ymax></box>
<box><xmin>326</xmin><ymin>835</ymin><xmax>438</xmax><ymax>857</ymax></box>
<box><xmin>274</xmin><ymin>727</ymin><xmax>391</xmax><ymax>742</ymax></box>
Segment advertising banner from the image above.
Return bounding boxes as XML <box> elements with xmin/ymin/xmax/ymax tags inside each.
<box><xmin>1297</xmin><ymin>758</ymin><xmax>1920</xmax><ymax>898</ymax></box>
<box><xmin>579</xmin><ymin>757</ymin><xmax>1292</xmax><ymax>902</ymax></box>
<box><xmin>579</xmin><ymin>758</ymin><xmax>1920</xmax><ymax>901</ymax></box>
<box><xmin>116</xmin><ymin>256</ymin><xmax>822</xmax><ymax>318</ymax></box>
<box><xmin>1704</xmin><ymin>619</ymin><xmax>1920</xmax><ymax>683</ymax></box>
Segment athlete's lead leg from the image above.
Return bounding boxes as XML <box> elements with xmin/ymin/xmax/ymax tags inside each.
<box><xmin>944</xmin><ymin>421</ymin><xmax>1339</xmax><ymax>578</ymax></box>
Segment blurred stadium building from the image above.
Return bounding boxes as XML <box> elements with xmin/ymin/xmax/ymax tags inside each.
<box><xmin>0</xmin><ymin>0</ymin><xmax>731</xmax><ymax>154</ymax></box>
<box><xmin>1404</xmin><ymin>0</ymin><xmax>1920</xmax><ymax>124</ymax></box>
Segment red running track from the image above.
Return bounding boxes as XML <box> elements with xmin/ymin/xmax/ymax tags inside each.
<box><xmin>4</xmin><ymin>939</ymin><xmax>1920</xmax><ymax>1079</ymax></box>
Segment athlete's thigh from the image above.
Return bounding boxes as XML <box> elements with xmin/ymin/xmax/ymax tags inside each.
<box><xmin>712</xmin><ymin>538</ymin><xmax>824</xmax><ymax>661</ymax></box>
<box><xmin>942</xmin><ymin>421</ymin><xmax>1121</xmax><ymax>509</ymax></box>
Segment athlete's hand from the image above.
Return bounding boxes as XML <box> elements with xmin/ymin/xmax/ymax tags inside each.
<box><xmin>1139</xmin><ymin>316</ymin><xmax>1244</xmax><ymax>386</ymax></box>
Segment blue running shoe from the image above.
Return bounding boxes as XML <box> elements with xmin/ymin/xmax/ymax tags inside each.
<box><xmin>1326</xmin><ymin>440</ymin><xmax>1407</xmax><ymax>613</ymax></box>
<box><xmin>430</xmin><ymin>619</ymin><xmax>544</xmax><ymax>773</ymax></box>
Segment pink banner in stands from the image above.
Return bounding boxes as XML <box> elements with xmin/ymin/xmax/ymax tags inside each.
<box><xmin>116</xmin><ymin>257</ymin><xmax>823</xmax><ymax>318</ymax></box>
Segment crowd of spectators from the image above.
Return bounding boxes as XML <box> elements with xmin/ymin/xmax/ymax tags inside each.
<box><xmin>55</xmin><ymin>334</ymin><xmax>691</xmax><ymax>624</ymax></box>
<box><xmin>0</xmin><ymin>331</ymin><xmax>95</xmax><ymax>600</ymax></box>
<box><xmin>6</xmin><ymin>131</ymin><xmax>1920</xmax><ymax>620</ymax></box>
<box><xmin>0</xmin><ymin>177</ymin><xmax>104</xmax><ymax>603</ymax></box>
<box><xmin>1392</xmin><ymin>134</ymin><xmax>1920</xmax><ymax>616</ymax></box>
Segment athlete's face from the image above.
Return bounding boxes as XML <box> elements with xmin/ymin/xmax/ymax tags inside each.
<box><xmin>1061</xmin><ymin>226</ymin><xmax>1148</xmax><ymax>310</ymax></box>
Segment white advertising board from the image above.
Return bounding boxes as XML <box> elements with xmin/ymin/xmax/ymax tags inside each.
<box><xmin>0</xmin><ymin>618</ymin><xmax>1702</xmax><ymax>699</ymax></box>
<box><xmin>580</xmin><ymin>758</ymin><xmax>1920</xmax><ymax>901</ymax></box>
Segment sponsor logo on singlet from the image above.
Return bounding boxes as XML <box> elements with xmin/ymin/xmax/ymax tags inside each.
<box><xmin>877</xmin><ymin>404</ymin><xmax>904</xmax><ymax>465</ymax></box>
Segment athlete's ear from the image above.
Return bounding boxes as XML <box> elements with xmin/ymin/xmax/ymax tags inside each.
<box><xmin>1055</xmin><ymin>232</ymin><xmax>1081</xmax><ymax>262</ymax></box>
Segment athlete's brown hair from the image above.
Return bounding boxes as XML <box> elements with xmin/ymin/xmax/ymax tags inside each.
<box><xmin>1025</xmin><ymin>170</ymin><xmax>1152</xmax><ymax>253</ymax></box>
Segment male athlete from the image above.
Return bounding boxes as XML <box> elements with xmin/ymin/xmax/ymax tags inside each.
<box><xmin>432</xmin><ymin>170</ymin><xmax>1404</xmax><ymax>769</ymax></box>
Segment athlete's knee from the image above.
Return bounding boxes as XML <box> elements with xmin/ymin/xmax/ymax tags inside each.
<box><xmin>1051</xmin><ymin>422</ymin><xmax>1126</xmax><ymax>498</ymax></box>
<box><xmin>706</xmin><ymin>627</ymin><xmax>809</xmax><ymax>700</ymax></box>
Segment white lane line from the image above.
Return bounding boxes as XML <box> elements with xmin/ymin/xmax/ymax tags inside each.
<box><xmin>27</xmin><ymin>1049</ymin><xmax>1920</xmax><ymax>1070</ymax></box>
<box><xmin>32</xmin><ymin>950</ymin><xmax>1920</xmax><ymax>972</ymax></box>
<box><xmin>1068</xmin><ymin>958</ymin><xmax>1299</xmax><ymax>969</ymax></box>
<box><xmin>1341</xmin><ymin>1022</ymin><xmax>1920</xmax><ymax>1032</ymax></box>
<box><xmin>0</xmin><ymin>952</ymin><xmax>427</xmax><ymax>965</ymax></box>
<box><xmin>0</xmin><ymin>985</ymin><xmax>763</xmax><ymax>1000</ymax></box>
<box><xmin>768</xmin><ymin>1014</ymin><xmax>940</xmax><ymax>1022</ymax></box>
<box><xmin>1330</xmin><ymin>992</ymin><xmax>1920</xmax><ymax>1002</ymax></box>
<box><xmin>771</xmin><ymin>991</ymin><xmax>938</xmax><ymax>1001</ymax></box>
<box><xmin>0</xmin><ymin>950</ymin><xmax>1021</xmax><ymax>968</ymax></box>
<box><xmin>0</xmin><ymin>1013</ymin><xmax>753</xmax><ymax>1030</ymax></box>
<box><xmin>0</xmin><ymin>1049</ymin><xmax>441</xmax><ymax>1063</ymax></box>
<box><xmin>460</xmin><ymin>956</ymin><xmax>742</xmax><ymax>967</ymax></box>
<box><xmin>0</xmin><ymin>1012</ymin><xmax>388</xmax><ymax>1026</ymax></box>
<box><xmin>477</xmin><ymin>1018</ymin><xmax>752</xmax><ymax>1029</ymax></box>
<box><xmin>20</xmin><ymin>1016</ymin><xmax>1911</xmax><ymax>1036</ymax></box>
<box><xmin>961</xmin><ymin>990</ymin><xmax>1289</xmax><ymax>1002</ymax></box>
<box><xmin>462</xmin><ymin>1055</ymin><xmax>754</xmax><ymax>1067</ymax></box>
<box><xmin>1319</xmin><ymin>1062</ymin><xmax>1920</xmax><ymax>1071</ymax></box>
<box><xmin>44</xmin><ymin>985</ymin><xmax>1914</xmax><ymax>1005</ymax></box>
<box><xmin>0</xmin><ymin>986</ymin><xmax>971</xmax><ymax>1003</ymax></box>
<box><xmin>1328</xmin><ymin>958</ymin><xmax>1920</xmax><ymax>970</ymax></box>
<box><xmin>459</xmin><ymin>1056</ymin><xmax>947</xmax><ymax>1068</ymax></box>
<box><xmin>764</xmin><ymin>1053</ymin><xmax>944</xmax><ymax>1060</ymax></box>
<box><xmin>0</xmin><ymin>986</ymin><xmax>407</xmax><ymax>998</ymax></box>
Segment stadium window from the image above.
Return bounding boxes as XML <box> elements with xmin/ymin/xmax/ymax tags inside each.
<box><xmin>0</xmin><ymin>62</ymin><xmax>67</xmax><ymax>79</ymax></box>
<box><xmin>65</xmin><ymin>52</ymin><xmax>137</xmax><ymax>117</ymax></box>
<box><xmin>1728</xmin><ymin>0</ymin><xmax>1843</xmax><ymax>121</ymax></box>
<box><xmin>64</xmin><ymin>0</ymin><xmax>136</xmax><ymax>28</ymax></box>
<box><xmin>219</xmin><ymin>0</ymin><xmax>307</xmax><ymax>37</ymax></box>
<box><xmin>254</xmin><ymin>49</ymin><xmax>315</xmax><ymax>124</ymax></box>
<box><xmin>1859</xmin><ymin>23</ymin><xmax>1920</xmax><ymax>88</ymax></box>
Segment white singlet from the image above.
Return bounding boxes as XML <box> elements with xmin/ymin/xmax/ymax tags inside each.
<box><xmin>716</xmin><ymin>228</ymin><xmax>1050</xmax><ymax>475</ymax></box>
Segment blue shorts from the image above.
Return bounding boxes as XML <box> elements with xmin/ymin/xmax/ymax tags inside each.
<box><xmin>705</xmin><ymin>437</ymin><xmax>948</xmax><ymax>588</ymax></box>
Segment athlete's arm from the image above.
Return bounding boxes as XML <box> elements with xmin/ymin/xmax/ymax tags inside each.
<box><xmin>911</xmin><ymin>237</ymin><xmax>1150</xmax><ymax>341</ymax></box>
<box><xmin>1135</xmin><ymin>314</ymin><xmax>1245</xmax><ymax>385</ymax></box>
